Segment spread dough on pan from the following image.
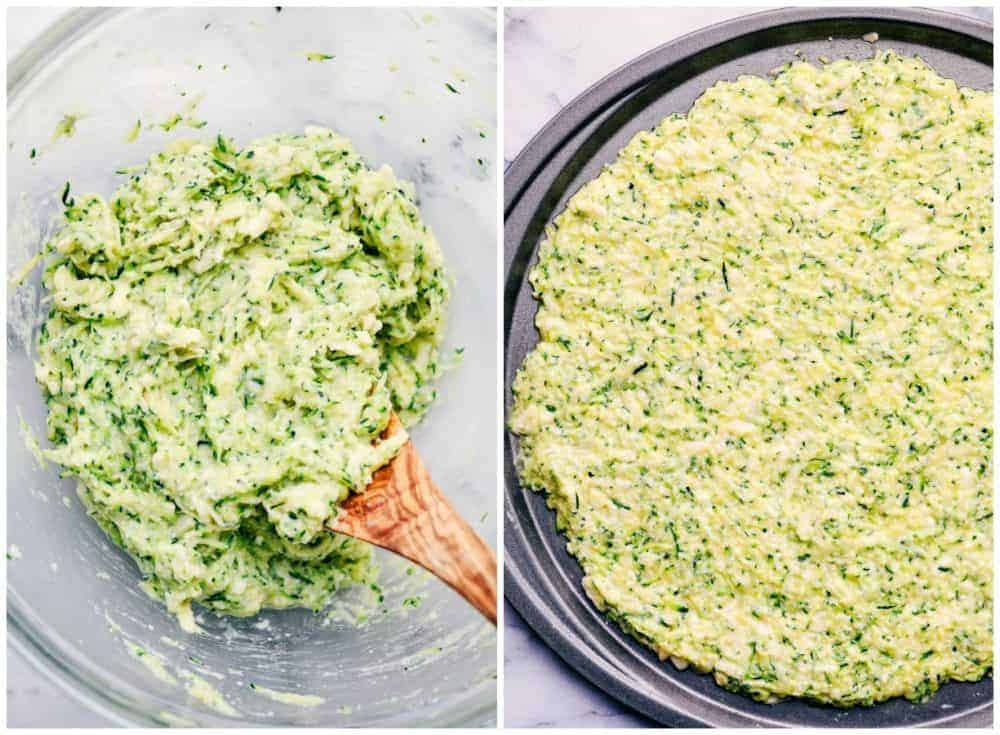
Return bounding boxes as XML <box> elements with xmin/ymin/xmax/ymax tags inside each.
<box><xmin>511</xmin><ymin>52</ymin><xmax>992</xmax><ymax>705</ymax></box>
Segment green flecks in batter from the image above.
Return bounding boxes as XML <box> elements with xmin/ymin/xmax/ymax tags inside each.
<box><xmin>35</xmin><ymin>126</ymin><xmax>450</xmax><ymax>633</ymax></box>
<box><xmin>181</xmin><ymin>670</ymin><xmax>238</xmax><ymax>717</ymax></box>
<box><xmin>510</xmin><ymin>52</ymin><xmax>992</xmax><ymax>707</ymax></box>
<box><xmin>249</xmin><ymin>682</ymin><xmax>324</xmax><ymax>707</ymax></box>
<box><xmin>159</xmin><ymin>114</ymin><xmax>207</xmax><ymax>132</ymax></box>
<box><xmin>124</xmin><ymin>119</ymin><xmax>142</xmax><ymax>143</ymax></box>
<box><xmin>126</xmin><ymin>641</ymin><xmax>178</xmax><ymax>685</ymax></box>
<box><xmin>158</xmin><ymin>94</ymin><xmax>208</xmax><ymax>133</ymax></box>
<box><xmin>52</xmin><ymin>113</ymin><xmax>83</xmax><ymax>142</ymax></box>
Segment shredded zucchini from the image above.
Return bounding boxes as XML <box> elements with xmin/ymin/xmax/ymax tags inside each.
<box><xmin>36</xmin><ymin>127</ymin><xmax>449</xmax><ymax>631</ymax></box>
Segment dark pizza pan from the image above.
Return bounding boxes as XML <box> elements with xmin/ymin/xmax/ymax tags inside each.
<box><xmin>504</xmin><ymin>7</ymin><xmax>993</xmax><ymax>728</ymax></box>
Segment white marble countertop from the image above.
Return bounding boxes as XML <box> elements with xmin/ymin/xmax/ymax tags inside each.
<box><xmin>502</xmin><ymin>5</ymin><xmax>991</xmax><ymax>728</ymax></box>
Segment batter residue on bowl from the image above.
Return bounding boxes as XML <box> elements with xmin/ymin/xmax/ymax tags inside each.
<box><xmin>35</xmin><ymin>126</ymin><xmax>449</xmax><ymax>632</ymax></box>
<box><xmin>510</xmin><ymin>51</ymin><xmax>992</xmax><ymax>705</ymax></box>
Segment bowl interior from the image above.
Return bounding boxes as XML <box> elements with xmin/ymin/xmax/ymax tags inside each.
<box><xmin>8</xmin><ymin>7</ymin><xmax>497</xmax><ymax>726</ymax></box>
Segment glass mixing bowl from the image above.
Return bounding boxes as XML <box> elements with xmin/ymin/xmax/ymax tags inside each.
<box><xmin>7</xmin><ymin>7</ymin><xmax>497</xmax><ymax>726</ymax></box>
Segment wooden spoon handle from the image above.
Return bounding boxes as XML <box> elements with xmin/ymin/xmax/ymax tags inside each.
<box><xmin>329</xmin><ymin>434</ymin><xmax>498</xmax><ymax>624</ymax></box>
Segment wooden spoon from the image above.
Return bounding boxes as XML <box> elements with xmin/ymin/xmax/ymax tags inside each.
<box><xmin>328</xmin><ymin>414</ymin><xmax>497</xmax><ymax>624</ymax></box>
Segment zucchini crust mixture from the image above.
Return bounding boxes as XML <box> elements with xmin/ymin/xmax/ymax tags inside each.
<box><xmin>510</xmin><ymin>53</ymin><xmax>992</xmax><ymax>705</ymax></box>
<box><xmin>36</xmin><ymin>127</ymin><xmax>449</xmax><ymax>632</ymax></box>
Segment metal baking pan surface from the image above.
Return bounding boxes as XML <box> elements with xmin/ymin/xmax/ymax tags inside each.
<box><xmin>504</xmin><ymin>7</ymin><xmax>993</xmax><ymax>728</ymax></box>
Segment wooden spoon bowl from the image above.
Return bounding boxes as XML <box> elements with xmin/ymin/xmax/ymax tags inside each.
<box><xmin>328</xmin><ymin>414</ymin><xmax>497</xmax><ymax>624</ymax></box>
